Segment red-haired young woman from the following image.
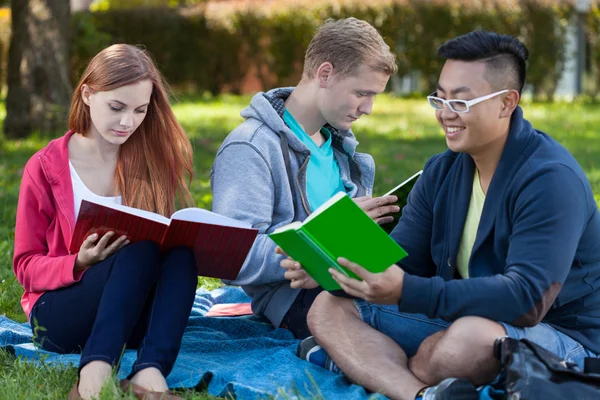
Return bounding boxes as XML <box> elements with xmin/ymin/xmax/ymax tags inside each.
<box><xmin>13</xmin><ymin>44</ymin><xmax>197</xmax><ymax>400</ymax></box>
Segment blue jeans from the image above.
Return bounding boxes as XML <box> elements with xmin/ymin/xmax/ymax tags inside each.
<box><xmin>29</xmin><ymin>241</ymin><xmax>197</xmax><ymax>378</ymax></box>
<box><xmin>355</xmin><ymin>300</ymin><xmax>598</xmax><ymax>369</ymax></box>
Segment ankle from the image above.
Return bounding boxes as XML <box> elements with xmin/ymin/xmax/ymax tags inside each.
<box><xmin>129</xmin><ymin>367</ymin><xmax>168</xmax><ymax>392</ymax></box>
<box><xmin>80</xmin><ymin>360</ymin><xmax>112</xmax><ymax>378</ymax></box>
<box><xmin>78</xmin><ymin>361</ymin><xmax>114</xmax><ymax>400</ymax></box>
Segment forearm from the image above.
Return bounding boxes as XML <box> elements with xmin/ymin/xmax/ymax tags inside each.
<box><xmin>399</xmin><ymin>272</ymin><xmax>557</xmax><ymax>326</ymax></box>
<box><xmin>14</xmin><ymin>253</ymin><xmax>82</xmax><ymax>293</ymax></box>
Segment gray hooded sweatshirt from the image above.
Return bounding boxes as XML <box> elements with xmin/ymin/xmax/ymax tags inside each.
<box><xmin>210</xmin><ymin>87</ymin><xmax>376</xmax><ymax>328</ymax></box>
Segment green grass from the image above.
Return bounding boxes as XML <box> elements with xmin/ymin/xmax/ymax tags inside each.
<box><xmin>2</xmin><ymin>95</ymin><xmax>600</xmax><ymax>398</ymax></box>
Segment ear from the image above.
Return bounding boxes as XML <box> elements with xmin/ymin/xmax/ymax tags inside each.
<box><xmin>500</xmin><ymin>90</ymin><xmax>520</xmax><ymax>118</ymax></box>
<box><xmin>316</xmin><ymin>62</ymin><xmax>334</xmax><ymax>88</ymax></box>
<box><xmin>81</xmin><ymin>84</ymin><xmax>93</xmax><ymax>106</ymax></box>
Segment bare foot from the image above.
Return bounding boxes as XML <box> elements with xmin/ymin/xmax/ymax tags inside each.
<box><xmin>78</xmin><ymin>361</ymin><xmax>113</xmax><ymax>400</ymax></box>
<box><xmin>129</xmin><ymin>367</ymin><xmax>169</xmax><ymax>392</ymax></box>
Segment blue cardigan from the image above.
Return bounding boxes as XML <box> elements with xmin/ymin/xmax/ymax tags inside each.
<box><xmin>391</xmin><ymin>106</ymin><xmax>600</xmax><ymax>354</ymax></box>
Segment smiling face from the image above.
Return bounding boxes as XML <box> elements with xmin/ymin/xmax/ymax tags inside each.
<box><xmin>435</xmin><ymin>60</ymin><xmax>511</xmax><ymax>155</ymax></box>
<box><xmin>317</xmin><ymin>64</ymin><xmax>390</xmax><ymax>131</ymax></box>
<box><xmin>82</xmin><ymin>80</ymin><xmax>153</xmax><ymax>145</ymax></box>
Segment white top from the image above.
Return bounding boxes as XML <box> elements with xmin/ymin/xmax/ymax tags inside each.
<box><xmin>70</xmin><ymin>161</ymin><xmax>122</xmax><ymax>220</ymax></box>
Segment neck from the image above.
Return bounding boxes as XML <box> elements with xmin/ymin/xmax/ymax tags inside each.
<box><xmin>284</xmin><ymin>83</ymin><xmax>327</xmax><ymax>137</ymax></box>
<box><xmin>80</xmin><ymin>129</ymin><xmax>120</xmax><ymax>164</ymax></box>
<box><xmin>470</xmin><ymin>130</ymin><xmax>510</xmax><ymax>193</ymax></box>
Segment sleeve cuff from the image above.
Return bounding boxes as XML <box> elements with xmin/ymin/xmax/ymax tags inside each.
<box><xmin>398</xmin><ymin>273</ymin><xmax>435</xmax><ymax>315</ymax></box>
<box><xmin>60</xmin><ymin>254</ymin><xmax>85</xmax><ymax>286</ymax></box>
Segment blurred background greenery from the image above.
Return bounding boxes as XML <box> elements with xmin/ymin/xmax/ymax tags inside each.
<box><xmin>1</xmin><ymin>0</ymin><xmax>600</xmax><ymax>112</ymax></box>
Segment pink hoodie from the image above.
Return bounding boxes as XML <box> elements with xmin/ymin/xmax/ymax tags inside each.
<box><xmin>13</xmin><ymin>131</ymin><xmax>85</xmax><ymax>319</ymax></box>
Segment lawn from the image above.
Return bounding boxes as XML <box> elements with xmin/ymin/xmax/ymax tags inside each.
<box><xmin>1</xmin><ymin>95</ymin><xmax>600</xmax><ymax>398</ymax></box>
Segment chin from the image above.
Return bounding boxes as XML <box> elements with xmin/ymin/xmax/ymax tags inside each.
<box><xmin>446</xmin><ymin>140</ymin><xmax>466</xmax><ymax>153</ymax></box>
<box><xmin>102</xmin><ymin>134</ymin><xmax>130</xmax><ymax>145</ymax></box>
<box><xmin>334</xmin><ymin>121</ymin><xmax>352</xmax><ymax>131</ymax></box>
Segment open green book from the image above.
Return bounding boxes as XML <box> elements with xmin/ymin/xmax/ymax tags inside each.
<box><xmin>269</xmin><ymin>192</ymin><xmax>408</xmax><ymax>291</ymax></box>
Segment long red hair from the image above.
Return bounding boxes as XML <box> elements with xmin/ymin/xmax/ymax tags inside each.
<box><xmin>69</xmin><ymin>44</ymin><xmax>194</xmax><ymax>217</ymax></box>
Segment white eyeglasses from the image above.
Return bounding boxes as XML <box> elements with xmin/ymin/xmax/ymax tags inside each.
<box><xmin>427</xmin><ymin>89</ymin><xmax>509</xmax><ymax>113</ymax></box>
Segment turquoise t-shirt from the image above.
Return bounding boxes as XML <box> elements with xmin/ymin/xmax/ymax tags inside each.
<box><xmin>283</xmin><ymin>109</ymin><xmax>345</xmax><ymax>210</ymax></box>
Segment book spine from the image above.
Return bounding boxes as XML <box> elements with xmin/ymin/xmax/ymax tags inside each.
<box><xmin>296</xmin><ymin>230</ymin><xmax>350</xmax><ymax>277</ymax></box>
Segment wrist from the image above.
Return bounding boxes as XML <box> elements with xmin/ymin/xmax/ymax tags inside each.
<box><xmin>74</xmin><ymin>255</ymin><xmax>87</xmax><ymax>272</ymax></box>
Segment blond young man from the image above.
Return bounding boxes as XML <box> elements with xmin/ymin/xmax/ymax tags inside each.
<box><xmin>211</xmin><ymin>18</ymin><xmax>399</xmax><ymax>338</ymax></box>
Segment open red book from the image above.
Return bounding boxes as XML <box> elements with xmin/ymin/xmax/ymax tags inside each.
<box><xmin>69</xmin><ymin>199</ymin><xmax>259</xmax><ymax>280</ymax></box>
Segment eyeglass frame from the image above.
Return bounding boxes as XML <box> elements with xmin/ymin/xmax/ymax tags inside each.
<box><xmin>427</xmin><ymin>89</ymin><xmax>509</xmax><ymax>113</ymax></box>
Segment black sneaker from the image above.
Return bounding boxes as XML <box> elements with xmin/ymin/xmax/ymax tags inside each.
<box><xmin>419</xmin><ymin>378</ymin><xmax>479</xmax><ymax>400</ymax></box>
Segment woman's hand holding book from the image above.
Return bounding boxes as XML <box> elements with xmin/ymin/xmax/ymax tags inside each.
<box><xmin>74</xmin><ymin>231</ymin><xmax>130</xmax><ymax>271</ymax></box>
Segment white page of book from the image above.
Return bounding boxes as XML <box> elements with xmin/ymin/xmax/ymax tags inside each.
<box><xmin>87</xmin><ymin>199</ymin><xmax>170</xmax><ymax>225</ymax></box>
<box><xmin>383</xmin><ymin>170</ymin><xmax>423</xmax><ymax>196</ymax></box>
<box><xmin>171</xmin><ymin>208</ymin><xmax>252</xmax><ymax>229</ymax></box>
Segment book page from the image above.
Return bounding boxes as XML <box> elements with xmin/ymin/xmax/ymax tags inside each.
<box><xmin>87</xmin><ymin>199</ymin><xmax>170</xmax><ymax>225</ymax></box>
<box><xmin>383</xmin><ymin>170</ymin><xmax>423</xmax><ymax>197</ymax></box>
<box><xmin>171</xmin><ymin>208</ymin><xmax>252</xmax><ymax>229</ymax></box>
<box><xmin>272</xmin><ymin>221</ymin><xmax>302</xmax><ymax>234</ymax></box>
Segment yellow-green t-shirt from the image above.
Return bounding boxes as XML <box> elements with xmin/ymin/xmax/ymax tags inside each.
<box><xmin>456</xmin><ymin>169</ymin><xmax>486</xmax><ymax>279</ymax></box>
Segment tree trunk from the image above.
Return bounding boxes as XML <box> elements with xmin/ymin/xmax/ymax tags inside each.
<box><xmin>70</xmin><ymin>0</ymin><xmax>94</xmax><ymax>12</ymax></box>
<box><xmin>5</xmin><ymin>0</ymin><xmax>72</xmax><ymax>138</ymax></box>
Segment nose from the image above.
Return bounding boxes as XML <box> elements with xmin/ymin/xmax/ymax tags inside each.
<box><xmin>358</xmin><ymin>97</ymin><xmax>374</xmax><ymax>116</ymax></box>
<box><xmin>439</xmin><ymin>102</ymin><xmax>458</xmax><ymax>119</ymax></box>
<box><xmin>120</xmin><ymin>111</ymin><xmax>134</xmax><ymax>128</ymax></box>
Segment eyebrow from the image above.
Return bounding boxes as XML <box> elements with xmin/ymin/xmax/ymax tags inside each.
<box><xmin>436</xmin><ymin>85</ymin><xmax>473</xmax><ymax>96</ymax></box>
<box><xmin>109</xmin><ymin>100</ymin><xmax>150</xmax><ymax>108</ymax></box>
<box><xmin>357</xmin><ymin>90</ymin><xmax>379</xmax><ymax>96</ymax></box>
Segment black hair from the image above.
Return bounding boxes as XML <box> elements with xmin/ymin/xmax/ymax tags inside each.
<box><xmin>437</xmin><ymin>31</ymin><xmax>529</xmax><ymax>94</ymax></box>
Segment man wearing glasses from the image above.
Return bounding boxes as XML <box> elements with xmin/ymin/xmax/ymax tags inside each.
<box><xmin>291</xmin><ymin>31</ymin><xmax>600</xmax><ymax>399</ymax></box>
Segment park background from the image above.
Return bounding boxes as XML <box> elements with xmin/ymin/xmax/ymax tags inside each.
<box><xmin>0</xmin><ymin>0</ymin><xmax>599</xmax><ymax>398</ymax></box>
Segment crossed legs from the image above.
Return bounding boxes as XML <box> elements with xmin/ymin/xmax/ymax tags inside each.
<box><xmin>307</xmin><ymin>292</ymin><xmax>506</xmax><ymax>400</ymax></box>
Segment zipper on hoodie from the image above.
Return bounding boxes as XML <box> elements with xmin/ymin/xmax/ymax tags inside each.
<box><xmin>40</xmin><ymin>154</ymin><xmax>74</xmax><ymax>253</ymax></box>
<box><xmin>295</xmin><ymin>155</ymin><xmax>312</xmax><ymax>215</ymax></box>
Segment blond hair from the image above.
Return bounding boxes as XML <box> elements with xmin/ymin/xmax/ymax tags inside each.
<box><xmin>302</xmin><ymin>17</ymin><xmax>397</xmax><ymax>80</ymax></box>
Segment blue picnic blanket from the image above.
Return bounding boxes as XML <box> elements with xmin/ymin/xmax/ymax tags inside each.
<box><xmin>0</xmin><ymin>286</ymin><xmax>383</xmax><ymax>399</ymax></box>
